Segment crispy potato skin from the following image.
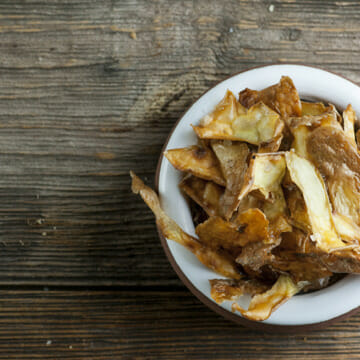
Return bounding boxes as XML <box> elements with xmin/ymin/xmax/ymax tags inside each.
<box><xmin>179</xmin><ymin>175</ymin><xmax>223</xmax><ymax>217</ymax></box>
<box><xmin>164</xmin><ymin>145</ymin><xmax>226</xmax><ymax>186</ymax></box>
<box><xmin>130</xmin><ymin>171</ymin><xmax>241</xmax><ymax>279</ymax></box>
<box><xmin>211</xmin><ymin>141</ymin><xmax>249</xmax><ymax>219</ymax></box>
<box><xmin>307</xmin><ymin>126</ymin><xmax>360</xmax><ymax>226</ymax></box>
<box><xmin>239</xmin><ymin>76</ymin><xmax>302</xmax><ymax>118</ymax></box>
<box><xmin>192</xmin><ymin>91</ymin><xmax>283</xmax><ymax>145</ymax></box>
<box><xmin>232</xmin><ymin>275</ymin><xmax>302</xmax><ymax>321</ymax></box>
<box><xmin>210</xmin><ymin>278</ymin><xmax>269</xmax><ymax>304</ymax></box>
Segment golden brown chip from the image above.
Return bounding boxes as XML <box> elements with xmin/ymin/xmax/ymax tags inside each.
<box><xmin>195</xmin><ymin>216</ymin><xmax>247</xmax><ymax>251</ymax></box>
<box><xmin>195</xmin><ymin>208</ymin><xmax>269</xmax><ymax>251</ymax></box>
<box><xmin>211</xmin><ymin>141</ymin><xmax>249</xmax><ymax>219</ymax></box>
<box><xmin>258</xmin><ymin>134</ymin><xmax>283</xmax><ymax>153</ymax></box>
<box><xmin>343</xmin><ymin>104</ymin><xmax>356</xmax><ymax>147</ymax></box>
<box><xmin>130</xmin><ymin>171</ymin><xmax>241</xmax><ymax>279</ymax></box>
<box><xmin>285</xmin><ymin>151</ymin><xmax>345</xmax><ymax>252</ymax></box>
<box><xmin>287</xmin><ymin>107</ymin><xmax>341</xmax><ymax>133</ymax></box>
<box><xmin>233</xmin><ymin>208</ymin><xmax>270</xmax><ymax>242</ymax></box>
<box><xmin>356</xmin><ymin>129</ymin><xmax>360</xmax><ymax>148</ymax></box>
<box><xmin>268</xmin><ymin>215</ymin><xmax>292</xmax><ymax>239</ymax></box>
<box><xmin>239</xmin><ymin>76</ymin><xmax>302</xmax><ymax>118</ymax></box>
<box><xmin>301</xmin><ymin>101</ymin><xmax>330</xmax><ymax>116</ymax></box>
<box><xmin>234</xmin><ymin>215</ymin><xmax>290</xmax><ymax>274</ymax></box>
<box><xmin>307</xmin><ymin>126</ymin><xmax>360</xmax><ymax>228</ymax></box>
<box><xmin>261</xmin><ymin>191</ymin><xmax>288</xmax><ymax>223</ymax></box>
<box><xmin>238</xmin><ymin>152</ymin><xmax>288</xmax><ymax>225</ymax></box>
<box><xmin>287</xmin><ymin>110</ymin><xmax>360</xmax><ymax>243</ymax></box>
<box><xmin>179</xmin><ymin>175</ymin><xmax>223</xmax><ymax>217</ymax></box>
<box><xmin>239</xmin><ymin>153</ymin><xmax>286</xmax><ymax>201</ymax></box>
<box><xmin>192</xmin><ymin>90</ymin><xmax>283</xmax><ymax>145</ymax></box>
<box><xmin>231</xmin><ymin>275</ymin><xmax>302</xmax><ymax>321</ymax></box>
<box><xmin>320</xmin><ymin>249</ymin><xmax>360</xmax><ymax>273</ymax></box>
<box><xmin>209</xmin><ymin>278</ymin><xmax>269</xmax><ymax>304</ymax></box>
<box><xmin>235</xmin><ymin>193</ymin><xmax>264</xmax><ymax>215</ymax></box>
<box><xmin>278</xmin><ymin>229</ymin><xmax>311</xmax><ymax>253</ymax></box>
<box><xmin>271</xmin><ymin>249</ymin><xmax>333</xmax><ymax>282</ymax></box>
<box><xmin>283</xmin><ymin>182</ymin><xmax>311</xmax><ymax>232</ymax></box>
<box><xmin>164</xmin><ymin>146</ymin><xmax>225</xmax><ymax>186</ymax></box>
<box><xmin>282</xmin><ymin>229</ymin><xmax>360</xmax><ymax>274</ymax></box>
<box><xmin>236</xmin><ymin>241</ymin><xmax>277</xmax><ymax>271</ymax></box>
<box><xmin>333</xmin><ymin>214</ymin><xmax>360</xmax><ymax>244</ymax></box>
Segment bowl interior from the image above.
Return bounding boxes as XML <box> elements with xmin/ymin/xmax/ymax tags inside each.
<box><xmin>157</xmin><ymin>64</ymin><xmax>360</xmax><ymax>326</ymax></box>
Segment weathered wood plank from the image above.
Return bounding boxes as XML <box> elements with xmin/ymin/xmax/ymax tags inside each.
<box><xmin>0</xmin><ymin>289</ymin><xmax>358</xmax><ymax>359</ymax></box>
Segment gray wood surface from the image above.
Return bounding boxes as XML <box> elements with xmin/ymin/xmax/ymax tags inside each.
<box><xmin>0</xmin><ymin>0</ymin><xmax>360</xmax><ymax>358</ymax></box>
<box><xmin>0</xmin><ymin>289</ymin><xmax>358</xmax><ymax>359</ymax></box>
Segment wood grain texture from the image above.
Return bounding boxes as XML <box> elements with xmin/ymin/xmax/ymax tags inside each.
<box><xmin>0</xmin><ymin>289</ymin><xmax>359</xmax><ymax>360</ymax></box>
<box><xmin>0</xmin><ymin>0</ymin><xmax>359</xmax><ymax>357</ymax></box>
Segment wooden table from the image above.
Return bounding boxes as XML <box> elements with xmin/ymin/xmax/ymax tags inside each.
<box><xmin>1</xmin><ymin>0</ymin><xmax>360</xmax><ymax>358</ymax></box>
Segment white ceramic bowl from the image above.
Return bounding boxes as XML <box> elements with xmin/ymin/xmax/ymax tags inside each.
<box><xmin>156</xmin><ymin>64</ymin><xmax>360</xmax><ymax>331</ymax></box>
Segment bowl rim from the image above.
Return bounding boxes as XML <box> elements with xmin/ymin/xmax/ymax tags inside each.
<box><xmin>154</xmin><ymin>63</ymin><xmax>360</xmax><ymax>332</ymax></box>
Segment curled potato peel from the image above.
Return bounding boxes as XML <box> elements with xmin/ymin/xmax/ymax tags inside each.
<box><xmin>130</xmin><ymin>171</ymin><xmax>241</xmax><ymax>279</ymax></box>
<box><xmin>192</xmin><ymin>90</ymin><xmax>283</xmax><ymax>145</ymax></box>
<box><xmin>232</xmin><ymin>275</ymin><xmax>303</xmax><ymax>321</ymax></box>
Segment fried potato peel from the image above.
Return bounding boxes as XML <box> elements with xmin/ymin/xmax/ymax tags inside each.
<box><xmin>285</xmin><ymin>151</ymin><xmax>345</xmax><ymax>252</ymax></box>
<box><xmin>239</xmin><ymin>76</ymin><xmax>302</xmax><ymax>118</ymax></box>
<box><xmin>283</xmin><ymin>183</ymin><xmax>311</xmax><ymax>232</ymax></box>
<box><xmin>343</xmin><ymin>104</ymin><xmax>356</xmax><ymax>146</ymax></box>
<box><xmin>192</xmin><ymin>90</ymin><xmax>283</xmax><ymax>145</ymax></box>
<box><xmin>307</xmin><ymin>126</ymin><xmax>360</xmax><ymax>227</ymax></box>
<box><xmin>210</xmin><ymin>278</ymin><xmax>269</xmax><ymax>304</ymax></box>
<box><xmin>130</xmin><ymin>171</ymin><xmax>241</xmax><ymax>279</ymax></box>
<box><xmin>239</xmin><ymin>153</ymin><xmax>286</xmax><ymax>201</ymax></box>
<box><xmin>301</xmin><ymin>101</ymin><xmax>329</xmax><ymax>116</ymax></box>
<box><xmin>211</xmin><ymin>141</ymin><xmax>249</xmax><ymax>219</ymax></box>
<box><xmin>231</xmin><ymin>275</ymin><xmax>303</xmax><ymax>321</ymax></box>
<box><xmin>238</xmin><ymin>153</ymin><xmax>287</xmax><ymax>223</ymax></box>
<box><xmin>332</xmin><ymin>214</ymin><xmax>360</xmax><ymax>244</ymax></box>
<box><xmin>196</xmin><ymin>208</ymin><xmax>269</xmax><ymax>251</ymax></box>
<box><xmin>179</xmin><ymin>175</ymin><xmax>223</xmax><ymax>217</ymax></box>
<box><xmin>164</xmin><ymin>146</ymin><xmax>225</xmax><ymax>186</ymax></box>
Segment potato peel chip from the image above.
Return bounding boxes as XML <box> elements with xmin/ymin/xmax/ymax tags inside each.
<box><xmin>196</xmin><ymin>208</ymin><xmax>269</xmax><ymax>251</ymax></box>
<box><xmin>236</xmin><ymin>241</ymin><xmax>277</xmax><ymax>272</ymax></box>
<box><xmin>357</xmin><ymin>129</ymin><xmax>360</xmax><ymax>148</ymax></box>
<box><xmin>233</xmin><ymin>208</ymin><xmax>269</xmax><ymax>241</ymax></box>
<box><xmin>258</xmin><ymin>134</ymin><xmax>283</xmax><ymax>153</ymax></box>
<box><xmin>321</xmin><ymin>249</ymin><xmax>360</xmax><ymax>274</ymax></box>
<box><xmin>283</xmin><ymin>183</ymin><xmax>311</xmax><ymax>233</ymax></box>
<box><xmin>333</xmin><ymin>214</ymin><xmax>360</xmax><ymax>244</ymax></box>
<box><xmin>271</xmin><ymin>250</ymin><xmax>333</xmax><ymax>282</ymax></box>
<box><xmin>179</xmin><ymin>175</ymin><xmax>223</xmax><ymax>217</ymax></box>
<box><xmin>130</xmin><ymin>171</ymin><xmax>241</xmax><ymax>279</ymax></box>
<box><xmin>307</xmin><ymin>126</ymin><xmax>360</xmax><ymax>228</ymax></box>
<box><xmin>239</xmin><ymin>153</ymin><xmax>286</xmax><ymax>201</ymax></box>
<box><xmin>342</xmin><ymin>104</ymin><xmax>356</xmax><ymax>147</ymax></box>
<box><xmin>164</xmin><ymin>146</ymin><xmax>226</xmax><ymax>186</ymax></box>
<box><xmin>239</xmin><ymin>76</ymin><xmax>302</xmax><ymax>118</ymax></box>
<box><xmin>192</xmin><ymin>90</ymin><xmax>283</xmax><ymax>145</ymax></box>
<box><xmin>301</xmin><ymin>101</ymin><xmax>330</xmax><ymax>116</ymax></box>
<box><xmin>231</xmin><ymin>275</ymin><xmax>302</xmax><ymax>321</ymax></box>
<box><xmin>210</xmin><ymin>278</ymin><xmax>269</xmax><ymax>304</ymax></box>
<box><xmin>211</xmin><ymin>141</ymin><xmax>249</xmax><ymax>219</ymax></box>
<box><xmin>288</xmin><ymin>108</ymin><xmax>341</xmax><ymax>133</ymax></box>
<box><xmin>285</xmin><ymin>151</ymin><xmax>345</xmax><ymax>252</ymax></box>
